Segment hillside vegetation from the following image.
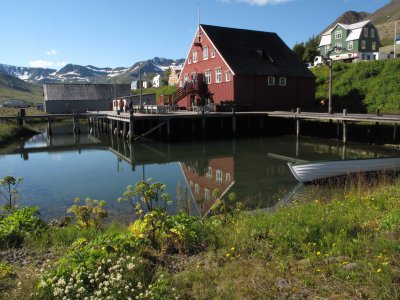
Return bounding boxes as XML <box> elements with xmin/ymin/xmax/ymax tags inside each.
<box><xmin>132</xmin><ymin>85</ymin><xmax>178</xmax><ymax>100</ymax></box>
<box><xmin>0</xmin><ymin>74</ymin><xmax>43</xmax><ymax>105</ymax></box>
<box><xmin>312</xmin><ymin>59</ymin><xmax>400</xmax><ymax>113</ymax></box>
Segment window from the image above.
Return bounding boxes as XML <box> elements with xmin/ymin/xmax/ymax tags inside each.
<box><xmin>188</xmin><ymin>58</ymin><xmax>191</xmax><ymax>64</ymax></box>
<box><xmin>204</xmin><ymin>188</ymin><xmax>211</xmax><ymax>201</ymax></box>
<box><xmin>335</xmin><ymin>30</ymin><xmax>342</xmax><ymax>39</ymax></box>
<box><xmin>267</xmin><ymin>76</ymin><xmax>275</xmax><ymax>86</ymax></box>
<box><xmin>347</xmin><ymin>41</ymin><xmax>353</xmax><ymax>50</ymax></box>
<box><xmin>193</xmin><ymin>50</ymin><xmax>198</xmax><ymax>63</ymax></box>
<box><xmin>216</xmin><ymin>170</ymin><xmax>222</xmax><ymax>184</ymax></box>
<box><xmin>206</xmin><ymin>166</ymin><xmax>212</xmax><ymax>179</ymax></box>
<box><xmin>191</xmin><ymin>73</ymin><xmax>197</xmax><ymax>81</ymax></box>
<box><xmin>203</xmin><ymin>46</ymin><xmax>208</xmax><ymax>60</ymax></box>
<box><xmin>205</xmin><ymin>70</ymin><xmax>211</xmax><ymax>84</ymax></box>
<box><xmin>179</xmin><ymin>80</ymin><xmax>182</xmax><ymax>87</ymax></box>
<box><xmin>215</xmin><ymin>68</ymin><xmax>222</xmax><ymax>83</ymax></box>
<box><xmin>364</xmin><ymin>28</ymin><xmax>368</xmax><ymax>37</ymax></box>
<box><xmin>211</xmin><ymin>50</ymin><xmax>216</xmax><ymax>58</ymax></box>
<box><xmin>183</xmin><ymin>74</ymin><xmax>188</xmax><ymax>83</ymax></box>
<box><xmin>335</xmin><ymin>43</ymin><xmax>342</xmax><ymax>52</ymax></box>
<box><xmin>194</xmin><ymin>184</ymin><xmax>199</xmax><ymax>195</ymax></box>
<box><xmin>225</xmin><ymin>70</ymin><xmax>231</xmax><ymax>82</ymax></box>
<box><xmin>372</xmin><ymin>42</ymin><xmax>376</xmax><ymax>51</ymax></box>
<box><xmin>225</xmin><ymin>173</ymin><xmax>231</xmax><ymax>184</ymax></box>
<box><xmin>371</xmin><ymin>28</ymin><xmax>375</xmax><ymax>38</ymax></box>
<box><xmin>279</xmin><ymin>77</ymin><xmax>287</xmax><ymax>86</ymax></box>
<box><xmin>325</xmin><ymin>45</ymin><xmax>330</xmax><ymax>53</ymax></box>
<box><xmin>361</xmin><ymin>40</ymin><xmax>366</xmax><ymax>50</ymax></box>
<box><xmin>189</xmin><ymin>180</ymin><xmax>193</xmax><ymax>188</ymax></box>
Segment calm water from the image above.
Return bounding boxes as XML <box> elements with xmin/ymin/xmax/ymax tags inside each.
<box><xmin>1</xmin><ymin>122</ymin><xmax>399</xmax><ymax>221</ymax></box>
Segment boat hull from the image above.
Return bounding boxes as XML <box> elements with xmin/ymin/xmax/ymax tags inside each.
<box><xmin>288</xmin><ymin>158</ymin><xmax>400</xmax><ymax>183</ymax></box>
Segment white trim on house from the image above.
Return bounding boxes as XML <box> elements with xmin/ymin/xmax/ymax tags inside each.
<box><xmin>200</xmin><ymin>25</ymin><xmax>236</xmax><ymax>76</ymax></box>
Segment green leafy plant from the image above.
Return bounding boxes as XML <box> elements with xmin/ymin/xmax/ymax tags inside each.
<box><xmin>67</xmin><ymin>198</ymin><xmax>108</xmax><ymax>230</ymax></box>
<box><xmin>0</xmin><ymin>175</ymin><xmax>23</xmax><ymax>211</ymax></box>
<box><xmin>0</xmin><ymin>262</ymin><xmax>15</xmax><ymax>280</ymax></box>
<box><xmin>0</xmin><ymin>206</ymin><xmax>47</xmax><ymax>248</ymax></box>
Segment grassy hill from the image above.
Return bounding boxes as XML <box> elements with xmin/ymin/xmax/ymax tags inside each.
<box><xmin>0</xmin><ymin>73</ymin><xmax>43</xmax><ymax>105</ymax></box>
<box><xmin>312</xmin><ymin>59</ymin><xmax>400</xmax><ymax>113</ymax></box>
<box><xmin>132</xmin><ymin>85</ymin><xmax>178</xmax><ymax>100</ymax></box>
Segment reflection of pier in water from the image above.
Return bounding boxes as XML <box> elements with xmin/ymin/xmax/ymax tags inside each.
<box><xmin>14</xmin><ymin>126</ymin><xmax>396</xmax><ymax>213</ymax></box>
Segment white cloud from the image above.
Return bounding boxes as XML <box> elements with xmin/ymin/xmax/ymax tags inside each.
<box><xmin>29</xmin><ymin>60</ymin><xmax>67</xmax><ymax>68</ymax></box>
<box><xmin>46</xmin><ymin>49</ymin><xmax>59</xmax><ymax>56</ymax></box>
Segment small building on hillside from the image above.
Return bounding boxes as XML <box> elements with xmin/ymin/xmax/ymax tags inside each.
<box><xmin>44</xmin><ymin>84</ymin><xmax>131</xmax><ymax>113</ymax></box>
<box><xmin>175</xmin><ymin>24</ymin><xmax>315</xmax><ymax>111</ymax></box>
<box><xmin>168</xmin><ymin>66</ymin><xmax>182</xmax><ymax>86</ymax></box>
<box><xmin>152</xmin><ymin>74</ymin><xmax>161</xmax><ymax>88</ymax></box>
<box><xmin>318</xmin><ymin>20</ymin><xmax>380</xmax><ymax>61</ymax></box>
<box><xmin>2</xmin><ymin>99</ymin><xmax>30</xmax><ymax>108</ymax></box>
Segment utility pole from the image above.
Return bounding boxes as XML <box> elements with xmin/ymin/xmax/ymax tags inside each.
<box><xmin>323</xmin><ymin>47</ymin><xmax>340</xmax><ymax>114</ymax></box>
<box><xmin>139</xmin><ymin>66</ymin><xmax>143</xmax><ymax>113</ymax></box>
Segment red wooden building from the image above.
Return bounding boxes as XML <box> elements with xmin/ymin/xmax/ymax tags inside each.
<box><xmin>174</xmin><ymin>24</ymin><xmax>315</xmax><ymax>111</ymax></box>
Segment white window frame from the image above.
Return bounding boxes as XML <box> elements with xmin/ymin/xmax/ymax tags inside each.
<box><xmin>205</xmin><ymin>70</ymin><xmax>211</xmax><ymax>84</ymax></box>
<box><xmin>225</xmin><ymin>173</ymin><xmax>231</xmax><ymax>184</ymax></box>
<box><xmin>279</xmin><ymin>77</ymin><xmax>287</xmax><ymax>86</ymax></box>
<box><xmin>335</xmin><ymin>43</ymin><xmax>342</xmax><ymax>52</ymax></box>
<box><xmin>372</xmin><ymin>42</ymin><xmax>376</xmax><ymax>51</ymax></box>
<box><xmin>206</xmin><ymin>166</ymin><xmax>212</xmax><ymax>179</ymax></box>
<box><xmin>371</xmin><ymin>28</ymin><xmax>375</xmax><ymax>38</ymax></box>
<box><xmin>325</xmin><ymin>45</ymin><xmax>330</xmax><ymax>54</ymax></box>
<box><xmin>216</xmin><ymin>169</ymin><xmax>222</xmax><ymax>184</ymax></box>
<box><xmin>225</xmin><ymin>70</ymin><xmax>231</xmax><ymax>82</ymax></box>
<box><xmin>335</xmin><ymin>30</ymin><xmax>342</xmax><ymax>39</ymax></box>
<box><xmin>211</xmin><ymin>50</ymin><xmax>216</xmax><ymax>58</ymax></box>
<box><xmin>203</xmin><ymin>46</ymin><xmax>208</xmax><ymax>60</ymax></box>
<box><xmin>204</xmin><ymin>188</ymin><xmax>211</xmax><ymax>201</ymax></box>
<box><xmin>347</xmin><ymin>41</ymin><xmax>353</xmax><ymax>51</ymax></box>
<box><xmin>361</xmin><ymin>40</ymin><xmax>366</xmax><ymax>50</ymax></box>
<box><xmin>183</xmin><ymin>74</ymin><xmax>188</xmax><ymax>83</ymax></box>
<box><xmin>215</xmin><ymin>68</ymin><xmax>222</xmax><ymax>83</ymax></box>
<box><xmin>193</xmin><ymin>50</ymin><xmax>198</xmax><ymax>63</ymax></box>
<box><xmin>267</xmin><ymin>76</ymin><xmax>275</xmax><ymax>86</ymax></box>
<box><xmin>364</xmin><ymin>28</ymin><xmax>368</xmax><ymax>37</ymax></box>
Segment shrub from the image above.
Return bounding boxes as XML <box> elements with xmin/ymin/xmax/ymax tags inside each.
<box><xmin>67</xmin><ymin>198</ymin><xmax>108</xmax><ymax>230</ymax></box>
<box><xmin>0</xmin><ymin>206</ymin><xmax>47</xmax><ymax>248</ymax></box>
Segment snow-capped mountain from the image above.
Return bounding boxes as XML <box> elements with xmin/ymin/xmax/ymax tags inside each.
<box><xmin>0</xmin><ymin>57</ymin><xmax>185</xmax><ymax>85</ymax></box>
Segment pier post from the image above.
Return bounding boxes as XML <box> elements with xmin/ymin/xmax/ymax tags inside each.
<box><xmin>123</xmin><ymin>121</ymin><xmax>128</xmax><ymax>138</ymax></box>
<box><xmin>336</xmin><ymin>120</ymin><xmax>340</xmax><ymax>139</ymax></box>
<box><xmin>202</xmin><ymin>111</ymin><xmax>206</xmax><ymax>137</ymax></box>
<box><xmin>393</xmin><ymin>123</ymin><xmax>397</xmax><ymax>143</ymax></box>
<box><xmin>296</xmin><ymin>118</ymin><xmax>300</xmax><ymax>138</ymax></box>
<box><xmin>117</xmin><ymin>120</ymin><xmax>121</xmax><ymax>136</ymax></box>
<box><xmin>259</xmin><ymin>117</ymin><xmax>264</xmax><ymax>134</ymax></box>
<box><xmin>192</xmin><ymin>118</ymin><xmax>196</xmax><ymax>133</ymax></box>
<box><xmin>47</xmin><ymin>118</ymin><xmax>52</xmax><ymax>136</ymax></box>
<box><xmin>128</xmin><ymin>112</ymin><xmax>135</xmax><ymax>141</ymax></box>
<box><xmin>167</xmin><ymin>118</ymin><xmax>171</xmax><ymax>139</ymax></box>
<box><xmin>232</xmin><ymin>108</ymin><xmax>236</xmax><ymax>136</ymax></box>
<box><xmin>343</xmin><ymin>121</ymin><xmax>347</xmax><ymax>144</ymax></box>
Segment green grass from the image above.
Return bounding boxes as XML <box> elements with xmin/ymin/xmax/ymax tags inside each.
<box><xmin>131</xmin><ymin>85</ymin><xmax>178</xmax><ymax>100</ymax></box>
<box><xmin>312</xmin><ymin>59</ymin><xmax>400</xmax><ymax>113</ymax></box>
<box><xmin>0</xmin><ymin>74</ymin><xmax>43</xmax><ymax>105</ymax></box>
<box><xmin>1</xmin><ymin>178</ymin><xmax>400</xmax><ymax>299</ymax></box>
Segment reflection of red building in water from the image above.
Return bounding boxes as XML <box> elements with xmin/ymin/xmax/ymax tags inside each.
<box><xmin>180</xmin><ymin>157</ymin><xmax>234</xmax><ymax>215</ymax></box>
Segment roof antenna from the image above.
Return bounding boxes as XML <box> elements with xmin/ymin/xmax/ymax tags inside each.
<box><xmin>197</xmin><ymin>3</ymin><xmax>202</xmax><ymax>43</ymax></box>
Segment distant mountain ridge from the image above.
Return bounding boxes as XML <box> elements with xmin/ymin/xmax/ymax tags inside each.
<box><xmin>0</xmin><ymin>57</ymin><xmax>185</xmax><ymax>85</ymax></box>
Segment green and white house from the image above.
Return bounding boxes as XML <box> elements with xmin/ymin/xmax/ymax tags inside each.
<box><xmin>318</xmin><ymin>20</ymin><xmax>382</xmax><ymax>61</ymax></box>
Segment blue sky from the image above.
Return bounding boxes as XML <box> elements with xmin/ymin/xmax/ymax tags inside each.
<box><xmin>1</xmin><ymin>0</ymin><xmax>389</xmax><ymax>69</ymax></box>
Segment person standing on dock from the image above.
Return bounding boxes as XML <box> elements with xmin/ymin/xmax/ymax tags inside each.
<box><xmin>119</xmin><ymin>99</ymin><xmax>124</xmax><ymax>113</ymax></box>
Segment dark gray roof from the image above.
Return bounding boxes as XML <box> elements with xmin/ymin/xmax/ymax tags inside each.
<box><xmin>201</xmin><ymin>24</ymin><xmax>315</xmax><ymax>78</ymax></box>
<box><xmin>43</xmin><ymin>84</ymin><xmax>131</xmax><ymax>101</ymax></box>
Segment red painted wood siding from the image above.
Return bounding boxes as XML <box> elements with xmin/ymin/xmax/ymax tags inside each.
<box><xmin>177</xmin><ymin>27</ymin><xmax>234</xmax><ymax>109</ymax></box>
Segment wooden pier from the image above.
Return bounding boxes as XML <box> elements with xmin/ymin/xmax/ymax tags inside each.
<box><xmin>2</xmin><ymin>108</ymin><xmax>400</xmax><ymax>144</ymax></box>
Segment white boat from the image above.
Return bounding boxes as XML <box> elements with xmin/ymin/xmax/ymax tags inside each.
<box><xmin>287</xmin><ymin>157</ymin><xmax>400</xmax><ymax>183</ymax></box>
